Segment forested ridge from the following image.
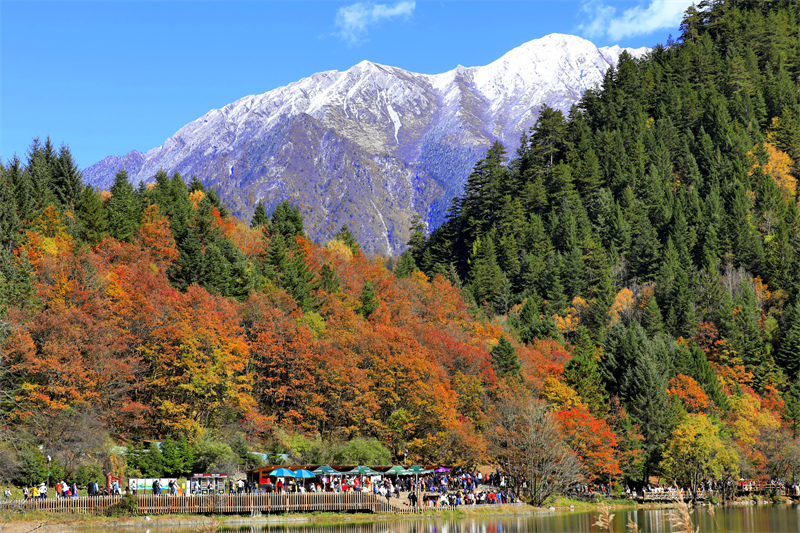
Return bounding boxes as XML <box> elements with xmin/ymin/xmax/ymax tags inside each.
<box><xmin>1</xmin><ymin>0</ymin><xmax>800</xmax><ymax>500</ymax></box>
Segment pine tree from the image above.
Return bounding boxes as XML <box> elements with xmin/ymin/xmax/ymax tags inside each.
<box><xmin>52</xmin><ymin>144</ymin><xmax>83</xmax><ymax>208</ymax></box>
<box><xmin>625</xmin><ymin>350</ymin><xmax>676</xmax><ymax>481</ymax></box>
<box><xmin>334</xmin><ymin>225</ymin><xmax>360</xmax><ymax>253</ymax></box>
<box><xmin>320</xmin><ymin>263</ymin><xmax>341</xmax><ymax>293</ymax></box>
<box><xmin>516</xmin><ymin>297</ymin><xmax>560</xmax><ymax>343</ymax></box>
<box><xmin>468</xmin><ymin>235</ymin><xmax>511</xmax><ymax>314</ymax></box>
<box><xmin>271</xmin><ymin>201</ymin><xmax>305</xmax><ymax>241</ymax></box>
<box><xmin>777</xmin><ymin>303</ymin><xmax>800</xmax><ymax>379</ymax></box>
<box><xmin>0</xmin><ymin>166</ymin><xmax>21</xmax><ymax>252</ymax></box>
<box><xmin>359</xmin><ymin>281</ymin><xmax>379</xmax><ymax>319</ymax></box>
<box><xmin>563</xmin><ymin>328</ymin><xmax>608</xmax><ymax>417</ymax></box>
<box><xmin>490</xmin><ymin>335</ymin><xmax>521</xmax><ymax>378</ymax></box>
<box><xmin>107</xmin><ymin>170</ymin><xmax>141</xmax><ymax>242</ymax></box>
<box><xmin>394</xmin><ymin>250</ymin><xmax>418</xmax><ymax>278</ymax></box>
<box><xmin>251</xmin><ymin>201</ymin><xmax>271</xmax><ymax>229</ymax></box>
<box><xmin>160</xmin><ymin>435</ymin><xmax>183</xmax><ymax>477</ymax></box>
<box><xmin>75</xmin><ymin>185</ymin><xmax>108</xmax><ymax>245</ymax></box>
<box><xmin>407</xmin><ymin>215</ymin><xmax>428</xmax><ymax>268</ymax></box>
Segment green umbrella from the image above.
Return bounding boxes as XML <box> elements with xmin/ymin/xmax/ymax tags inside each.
<box><xmin>384</xmin><ymin>465</ymin><xmax>410</xmax><ymax>475</ymax></box>
<box><xmin>405</xmin><ymin>465</ymin><xmax>430</xmax><ymax>475</ymax></box>
<box><xmin>345</xmin><ymin>465</ymin><xmax>380</xmax><ymax>475</ymax></box>
<box><xmin>312</xmin><ymin>465</ymin><xmax>342</xmax><ymax>475</ymax></box>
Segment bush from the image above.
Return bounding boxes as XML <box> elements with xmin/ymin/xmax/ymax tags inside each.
<box><xmin>105</xmin><ymin>492</ymin><xmax>137</xmax><ymax>517</ymax></box>
<box><xmin>192</xmin><ymin>435</ymin><xmax>237</xmax><ymax>473</ymax></box>
<box><xmin>15</xmin><ymin>446</ymin><xmax>47</xmax><ymax>486</ymax></box>
<box><xmin>332</xmin><ymin>438</ymin><xmax>391</xmax><ymax>466</ymax></box>
<box><xmin>76</xmin><ymin>463</ymin><xmax>103</xmax><ymax>488</ymax></box>
<box><xmin>282</xmin><ymin>432</ymin><xmax>332</xmax><ymax>464</ymax></box>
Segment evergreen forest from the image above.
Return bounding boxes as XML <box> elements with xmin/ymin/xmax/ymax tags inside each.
<box><xmin>1</xmin><ymin>0</ymin><xmax>800</xmax><ymax>498</ymax></box>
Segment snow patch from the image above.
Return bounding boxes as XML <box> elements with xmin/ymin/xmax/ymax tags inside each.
<box><xmin>386</xmin><ymin>104</ymin><xmax>401</xmax><ymax>144</ymax></box>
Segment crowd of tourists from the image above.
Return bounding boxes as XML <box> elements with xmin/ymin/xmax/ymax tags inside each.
<box><xmin>251</xmin><ymin>469</ymin><xmax>518</xmax><ymax>508</ymax></box>
<box><xmin>2</xmin><ymin>468</ymin><xmax>519</xmax><ymax>508</ymax></box>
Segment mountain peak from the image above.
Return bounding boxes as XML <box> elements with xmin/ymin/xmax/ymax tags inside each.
<box><xmin>84</xmin><ymin>34</ymin><xmax>645</xmax><ymax>254</ymax></box>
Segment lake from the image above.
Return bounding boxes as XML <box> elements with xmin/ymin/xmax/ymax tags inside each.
<box><xmin>77</xmin><ymin>504</ymin><xmax>800</xmax><ymax>533</ymax></box>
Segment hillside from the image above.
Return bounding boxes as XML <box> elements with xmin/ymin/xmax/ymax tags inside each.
<box><xmin>1</xmin><ymin>0</ymin><xmax>799</xmax><ymax>500</ymax></box>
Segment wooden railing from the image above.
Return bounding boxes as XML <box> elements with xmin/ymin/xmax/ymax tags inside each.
<box><xmin>0</xmin><ymin>492</ymin><xmax>527</xmax><ymax>516</ymax></box>
<box><xmin>0</xmin><ymin>492</ymin><xmax>415</xmax><ymax>515</ymax></box>
<box><xmin>639</xmin><ymin>484</ymin><xmax>799</xmax><ymax>501</ymax></box>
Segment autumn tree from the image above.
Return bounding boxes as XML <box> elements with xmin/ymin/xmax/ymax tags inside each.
<box><xmin>556</xmin><ymin>406</ymin><xmax>622</xmax><ymax>483</ymax></box>
<box><xmin>490</xmin><ymin>393</ymin><xmax>581</xmax><ymax>506</ymax></box>
<box><xmin>660</xmin><ymin>414</ymin><xmax>740</xmax><ymax>501</ymax></box>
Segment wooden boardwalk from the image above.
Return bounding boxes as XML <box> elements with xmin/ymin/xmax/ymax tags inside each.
<box><xmin>0</xmin><ymin>492</ymin><xmax>415</xmax><ymax>516</ymax></box>
<box><xmin>638</xmin><ymin>484</ymin><xmax>799</xmax><ymax>502</ymax></box>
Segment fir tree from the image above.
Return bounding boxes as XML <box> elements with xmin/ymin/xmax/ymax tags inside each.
<box><xmin>490</xmin><ymin>335</ymin><xmax>521</xmax><ymax>378</ymax></box>
<box><xmin>0</xmin><ymin>166</ymin><xmax>21</xmax><ymax>252</ymax></box>
<box><xmin>251</xmin><ymin>201</ymin><xmax>271</xmax><ymax>229</ymax></box>
<box><xmin>563</xmin><ymin>328</ymin><xmax>608</xmax><ymax>417</ymax></box>
<box><xmin>334</xmin><ymin>225</ymin><xmax>360</xmax><ymax>253</ymax></box>
<box><xmin>107</xmin><ymin>170</ymin><xmax>141</xmax><ymax>242</ymax></box>
<box><xmin>359</xmin><ymin>281</ymin><xmax>379</xmax><ymax>319</ymax></box>
<box><xmin>394</xmin><ymin>250</ymin><xmax>418</xmax><ymax>278</ymax></box>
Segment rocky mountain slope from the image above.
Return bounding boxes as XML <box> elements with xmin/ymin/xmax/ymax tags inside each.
<box><xmin>84</xmin><ymin>34</ymin><xmax>647</xmax><ymax>254</ymax></box>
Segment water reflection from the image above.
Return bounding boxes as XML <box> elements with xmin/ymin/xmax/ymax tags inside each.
<box><xmin>80</xmin><ymin>505</ymin><xmax>800</xmax><ymax>533</ymax></box>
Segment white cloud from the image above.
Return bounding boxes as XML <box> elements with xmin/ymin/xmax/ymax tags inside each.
<box><xmin>579</xmin><ymin>0</ymin><xmax>695</xmax><ymax>41</ymax></box>
<box><xmin>335</xmin><ymin>1</ymin><xmax>415</xmax><ymax>46</ymax></box>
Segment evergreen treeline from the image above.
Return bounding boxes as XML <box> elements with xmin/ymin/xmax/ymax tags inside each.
<box><xmin>407</xmin><ymin>0</ymin><xmax>800</xmax><ymax>478</ymax></box>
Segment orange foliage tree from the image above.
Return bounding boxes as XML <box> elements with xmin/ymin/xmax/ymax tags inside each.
<box><xmin>668</xmin><ymin>374</ymin><xmax>711</xmax><ymax>413</ymax></box>
<box><xmin>556</xmin><ymin>406</ymin><xmax>622</xmax><ymax>483</ymax></box>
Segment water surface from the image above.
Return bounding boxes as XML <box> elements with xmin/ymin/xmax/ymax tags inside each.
<box><xmin>80</xmin><ymin>505</ymin><xmax>800</xmax><ymax>533</ymax></box>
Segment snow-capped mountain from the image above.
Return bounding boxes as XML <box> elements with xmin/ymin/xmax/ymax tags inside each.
<box><xmin>84</xmin><ymin>34</ymin><xmax>648</xmax><ymax>254</ymax></box>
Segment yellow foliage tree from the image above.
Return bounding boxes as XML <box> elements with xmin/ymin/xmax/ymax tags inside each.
<box><xmin>750</xmin><ymin>142</ymin><xmax>796</xmax><ymax>198</ymax></box>
<box><xmin>609</xmin><ymin>288</ymin><xmax>635</xmax><ymax>324</ymax></box>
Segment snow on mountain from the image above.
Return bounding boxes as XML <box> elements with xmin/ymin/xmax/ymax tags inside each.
<box><xmin>84</xmin><ymin>34</ymin><xmax>648</xmax><ymax>254</ymax></box>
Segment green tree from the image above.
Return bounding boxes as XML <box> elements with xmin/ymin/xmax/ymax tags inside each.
<box><xmin>394</xmin><ymin>250</ymin><xmax>418</xmax><ymax>278</ymax></box>
<box><xmin>491</xmin><ymin>335</ymin><xmax>521</xmax><ymax>378</ymax></box>
<box><xmin>563</xmin><ymin>328</ymin><xmax>608</xmax><ymax>417</ymax></box>
<box><xmin>271</xmin><ymin>201</ymin><xmax>304</xmax><ymax>241</ymax></box>
<box><xmin>52</xmin><ymin>144</ymin><xmax>84</xmax><ymax>208</ymax></box>
<box><xmin>107</xmin><ymin>170</ymin><xmax>141</xmax><ymax>242</ymax></box>
<box><xmin>359</xmin><ymin>281</ymin><xmax>379</xmax><ymax>319</ymax></box>
<box><xmin>0</xmin><ymin>166</ymin><xmax>21</xmax><ymax>252</ymax></box>
<box><xmin>75</xmin><ymin>185</ymin><xmax>108</xmax><ymax>245</ymax></box>
<box><xmin>334</xmin><ymin>225</ymin><xmax>360</xmax><ymax>253</ymax></box>
<box><xmin>250</xmin><ymin>201</ymin><xmax>271</xmax><ymax>230</ymax></box>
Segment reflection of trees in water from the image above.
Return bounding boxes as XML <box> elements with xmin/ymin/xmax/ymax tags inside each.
<box><xmin>222</xmin><ymin>519</ymin><xmax>501</xmax><ymax>533</ymax></box>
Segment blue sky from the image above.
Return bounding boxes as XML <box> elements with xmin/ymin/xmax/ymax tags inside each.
<box><xmin>1</xmin><ymin>0</ymin><xmax>694</xmax><ymax>170</ymax></box>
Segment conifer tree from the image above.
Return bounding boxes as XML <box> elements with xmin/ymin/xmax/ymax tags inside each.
<box><xmin>359</xmin><ymin>281</ymin><xmax>379</xmax><ymax>319</ymax></box>
<box><xmin>0</xmin><ymin>166</ymin><xmax>21</xmax><ymax>252</ymax></box>
<box><xmin>491</xmin><ymin>335</ymin><xmax>521</xmax><ymax>378</ymax></box>
<box><xmin>107</xmin><ymin>170</ymin><xmax>141</xmax><ymax>242</ymax></box>
<box><xmin>320</xmin><ymin>263</ymin><xmax>340</xmax><ymax>293</ymax></box>
<box><xmin>251</xmin><ymin>201</ymin><xmax>271</xmax><ymax>229</ymax></box>
<box><xmin>334</xmin><ymin>225</ymin><xmax>360</xmax><ymax>253</ymax></box>
<box><xmin>52</xmin><ymin>144</ymin><xmax>83</xmax><ymax>208</ymax></box>
<box><xmin>271</xmin><ymin>201</ymin><xmax>305</xmax><ymax>241</ymax></box>
<box><xmin>468</xmin><ymin>235</ymin><xmax>511</xmax><ymax>314</ymax></box>
<box><xmin>563</xmin><ymin>328</ymin><xmax>607</xmax><ymax>417</ymax></box>
<box><xmin>75</xmin><ymin>185</ymin><xmax>108</xmax><ymax>246</ymax></box>
<box><xmin>394</xmin><ymin>250</ymin><xmax>418</xmax><ymax>278</ymax></box>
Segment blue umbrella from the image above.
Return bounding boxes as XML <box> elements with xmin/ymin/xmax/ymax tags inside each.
<box><xmin>293</xmin><ymin>469</ymin><xmax>316</xmax><ymax>479</ymax></box>
<box><xmin>269</xmin><ymin>468</ymin><xmax>296</xmax><ymax>477</ymax></box>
